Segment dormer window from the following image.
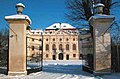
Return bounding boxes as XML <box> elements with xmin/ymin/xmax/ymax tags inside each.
<box><xmin>37</xmin><ymin>32</ymin><xmax>39</xmax><ymax>34</ymax></box>
<box><xmin>50</xmin><ymin>32</ymin><xmax>52</xmax><ymax>34</ymax></box>
<box><xmin>53</xmin><ymin>26</ymin><xmax>56</xmax><ymax>28</ymax></box>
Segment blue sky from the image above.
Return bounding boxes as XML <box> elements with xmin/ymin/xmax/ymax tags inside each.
<box><xmin>0</xmin><ymin>0</ymin><xmax>69</xmax><ymax>30</ymax></box>
<box><xmin>0</xmin><ymin>0</ymin><xmax>120</xmax><ymax>30</ymax></box>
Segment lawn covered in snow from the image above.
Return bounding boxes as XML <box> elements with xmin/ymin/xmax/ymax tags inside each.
<box><xmin>0</xmin><ymin>60</ymin><xmax>120</xmax><ymax>79</ymax></box>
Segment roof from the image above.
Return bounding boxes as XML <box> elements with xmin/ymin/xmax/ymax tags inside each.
<box><xmin>46</xmin><ymin>23</ymin><xmax>76</xmax><ymax>30</ymax></box>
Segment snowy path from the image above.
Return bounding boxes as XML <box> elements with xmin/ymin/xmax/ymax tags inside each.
<box><xmin>0</xmin><ymin>60</ymin><xmax>120</xmax><ymax>79</ymax></box>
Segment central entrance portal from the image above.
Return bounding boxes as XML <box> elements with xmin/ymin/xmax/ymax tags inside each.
<box><xmin>59</xmin><ymin>53</ymin><xmax>63</xmax><ymax>60</ymax></box>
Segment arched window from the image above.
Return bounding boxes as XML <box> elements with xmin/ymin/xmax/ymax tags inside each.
<box><xmin>73</xmin><ymin>38</ymin><xmax>75</xmax><ymax>41</ymax></box>
<box><xmin>66</xmin><ymin>44</ymin><xmax>69</xmax><ymax>50</ymax></box>
<box><xmin>32</xmin><ymin>38</ymin><xmax>34</xmax><ymax>41</ymax></box>
<box><xmin>73</xmin><ymin>44</ymin><xmax>76</xmax><ymax>50</ymax></box>
<box><xmin>59</xmin><ymin>38</ymin><xmax>62</xmax><ymax>41</ymax></box>
<box><xmin>66</xmin><ymin>38</ymin><xmax>69</xmax><ymax>41</ymax></box>
<box><xmin>46</xmin><ymin>44</ymin><xmax>49</xmax><ymax>50</ymax></box>
<box><xmin>59</xmin><ymin>44</ymin><xmax>62</xmax><ymax>50</ymax></box>
<box><xmin>46</xmin><ymin>38</ymin><xmax>48</xmax><ymax>41</ymax></box>
<box><xmin>53</xmin><ymin>38</ymin><xmax>55</xmax><ymax>41</ymax></box>
<box><xmin>52</xmin><ymin>44</ymin><xmax>56</xmax><ymax>50</ymax></box>
<box><xmin>32</xmin><ymin>46</ymin><xmax>34</xmax><ymax>50</ymax></box>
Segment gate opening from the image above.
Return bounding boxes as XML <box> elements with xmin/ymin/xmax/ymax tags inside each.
<box><xmin>26</xmin><ymin>37</ymin><xmax>43</xmax><ymax>74</ymax></box>
<box><xmin>0</xmin><ymin>37</ymin><xmax>8</xmax><ymax>75</ymax></box>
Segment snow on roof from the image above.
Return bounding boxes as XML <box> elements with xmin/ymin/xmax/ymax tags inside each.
<box><xmin>31</xmin><ymin>29</ymin><xmax>43</xmax><ymax>32</ymax></box>
<box><xmin>16</xmin><ymin>3</ymin><xmax>25</xmax><ymax>8</ymax></box>
<box><xmin>46</xmin><ymin>23</ymin><xmax>75</xmax><ymax>30</ymax></box>
<box><xmin>29</xmin><ymin>29</ymin><xmax>43</xmax><ymax>35</ymax></box>
<box><xmin>89</xmin><ymin>14</ymin><xmax>115</xmax><ymax>21</ymax></box>
<box><xmin>5</xmin><ymin>14</ymin><xmax>31</xmax><ymax>24</ymax></box>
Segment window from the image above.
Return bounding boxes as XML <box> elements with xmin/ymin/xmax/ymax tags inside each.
<box><xmin>32</xmin><ymin>46</ymin><xmax>34</xmax><ymax>50</ymax></box>
<box><xmin>73</xmin><ymin>54</ymin><xmax>76</xmax><ymax>57</ymax></box>
<box><xmin>66</xmin><ymin>54</ymin><xmax>69</xmax><ymax>60</ymax></box>
<box><xmin>39</xmin><ymin>46</ymin><xmax>42</xmax><ymax>50</ymax></box>
<box><xmin>46</xmin><ymin>54</ymin><xmax>48</xmax><ymax>58</ymax></box>
<box><xmin>59</xmin><ymin>38</ymin><xmax>62</xmax><ymax>41</ymax></box>
<box><xmin>66</xmin><ymin>44</ymin><xmax>69</xmax><ymax>50</ymax></box>
<box><xmin>53</xmin><ymin>55</ymin><xmax>56</xmax><ymax>60</ymax></box>
<box><xmin>32</xmin><ymin>38</ymin><xmax>34</xmax><ymax>41</ymax></box>
<box><xmin>73</xmin><ymin>38</ymin><xmax>75</xmax><ymax>41</ymax></box>
<box><xmin>46</xmin><ymin>44</ymin><xmax>49</xmax><ymax>50</ymax></box>
<box><xmin>53</xmin><ymin>38</ymin><xmax>55</xmax><ymax>41</ymax></box>
<box><xmin>66</xmin><ymin>38</ymin><xmax>69</xmax><ymax>41</ymax></box>
<box><xmin>59</xmin><ymin>44</ymin><xmax>62</xmax><ymax>50</ymax></box>
<box><xmin>39</xmin><ymin>39</ymin><xmax>42</xmax><ymax>41</ymax></box>
<box><xmin>46</xmin><ymin>38</ymin><xmax>48</xmax><ymax>41</ymax></box>
<box><xmin>73</xmin><ymin>44</ymin><xmax>76</xmax><ymax>50</ymax></box>
<box><xmin>52</xmin><ymin>44</ymin><xmax>56</xmax><ymax>50</ymax></box>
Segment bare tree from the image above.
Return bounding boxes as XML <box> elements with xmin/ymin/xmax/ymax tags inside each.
<box><xmin>65</xmin><ymin>0</ymin><xmax>120</xmax><ymax>37</ymax></box>
<box><xmin>0</xmin><ymin>28</ymin><xmax>9</xmax><ymax>67</ymax></box>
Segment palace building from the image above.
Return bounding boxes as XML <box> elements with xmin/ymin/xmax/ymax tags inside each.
<box><xmin>27</xmin><ymin>23</ymin><xmax>80</xmax><ymax>60</ymax></box>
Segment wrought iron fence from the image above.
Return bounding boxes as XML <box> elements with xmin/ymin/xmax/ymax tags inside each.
<box><xmin>111</xmin><ymin>44</ymin><xmax>120</xmax><ymax>72</ymax></box>
<box><xmin>0</xmin><ymin>39</ymin><xmax>8</xmax><ymax>74</ymax></box>
<box><xmin>26</xmin><ymin>36</ymin><xmax>43</xmax><ymax>73</ymax></box>
<box><xmin>80</xmin><ymin>32</ymin><xmax>94</xmax><ymax>71</ymax></box>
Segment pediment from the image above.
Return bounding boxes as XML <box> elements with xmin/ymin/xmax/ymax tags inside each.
<box><xmin>54</xmin><ymin>29</ymin><xmax>75</xmax><ymax>36</ymax></box>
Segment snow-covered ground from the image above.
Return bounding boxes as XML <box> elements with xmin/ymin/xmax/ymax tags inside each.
<box><xmin>0</xmin><ymin>60</ymin><xmax>120</xmax><ymax>79</ymax></box>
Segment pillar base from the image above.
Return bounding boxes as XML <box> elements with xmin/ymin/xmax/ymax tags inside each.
<box><xmin>93</xmin><ymin>71</ymin><xmax>111</xmax><ymax>76</ymax></box>
<box><xmin>8</xmin><ymin>71</ymin><xmax>27</xmax><ymax>76</ymax></box>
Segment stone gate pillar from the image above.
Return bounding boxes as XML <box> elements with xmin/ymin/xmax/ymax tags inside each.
<box><xmin>89</xmin><ymin>3</ymin><xmax>115</xmax><ymax>75</ymax></box>
<box><xmin>5</xmin><ymin>3</ymin><xmax>31</xmax><ymax>76</ymax></box>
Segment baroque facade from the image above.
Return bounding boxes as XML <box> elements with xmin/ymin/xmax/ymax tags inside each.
<box><xmin>27</xmin><ymin>23</ymin><xmax>80</xmax><ymax>60</ymax></box>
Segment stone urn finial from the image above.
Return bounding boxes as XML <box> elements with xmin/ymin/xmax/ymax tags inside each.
<box><xmin>95</xmin><ymin>3</ymin><xmax>104</xmax><ymax>14</ymax></box>
<box><xmin>16</xmin><ymin>3</ymin><xmax>25</xmax><ymax>14</ymax></box>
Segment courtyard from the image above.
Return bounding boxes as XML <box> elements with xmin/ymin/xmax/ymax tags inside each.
<box><xmin>0</xmin><ymin>0</ymin><xmax>120</xmax><ymax>78</ymax></box>
<box><xmin>0</xmin><ymin>60</ymin><xmax>120</xmax><ymax>79</ymax></box>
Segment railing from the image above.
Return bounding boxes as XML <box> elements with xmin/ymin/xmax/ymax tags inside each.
<box><xmin>26</xmin><ymin>36</ymin><xmax>43</xmax><ymax>73</ymax></box>
<box><xmin>0</xmin><ymin>38</ymin><xmax>8</xmax><ymax>74</ymax></box>
<box><xmin>80</xmin><ymin>33</ymin><xmax>94</xmax><ymax>71</ymax></box>
<box><xmin>111</xmin><ymin>44</ymin><xmax>120</xmax><ymax>72</ymax></box>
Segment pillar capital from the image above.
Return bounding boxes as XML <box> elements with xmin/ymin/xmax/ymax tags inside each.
<box><xmin>5</xmin><ymin>14</ymin><xmax>31</xmax><ymax>25</ymax></box>
<box><xmin>89</xmin><ymin>14</ymin><xmax>115</xmax><ymax>26</ymax></box>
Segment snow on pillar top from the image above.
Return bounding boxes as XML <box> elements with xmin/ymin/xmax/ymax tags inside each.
<box><xmin>95</xmin><ymin>3</ymin><xmax>105</xmax><ymax>14</ymax></box>
<box><xmin>16</xmin><ymin>3</ymin><xmax>25</xmax><ymax>8</ymax></box>
<box><xmin>5</xmin><ymin>3</ymin><xmax>31</xmax><ymax>24</ymax></box>
<box><xmin>16</xmin><ymin>3</ymin><xmax>25</xmax><ymax>15</ymax></box>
